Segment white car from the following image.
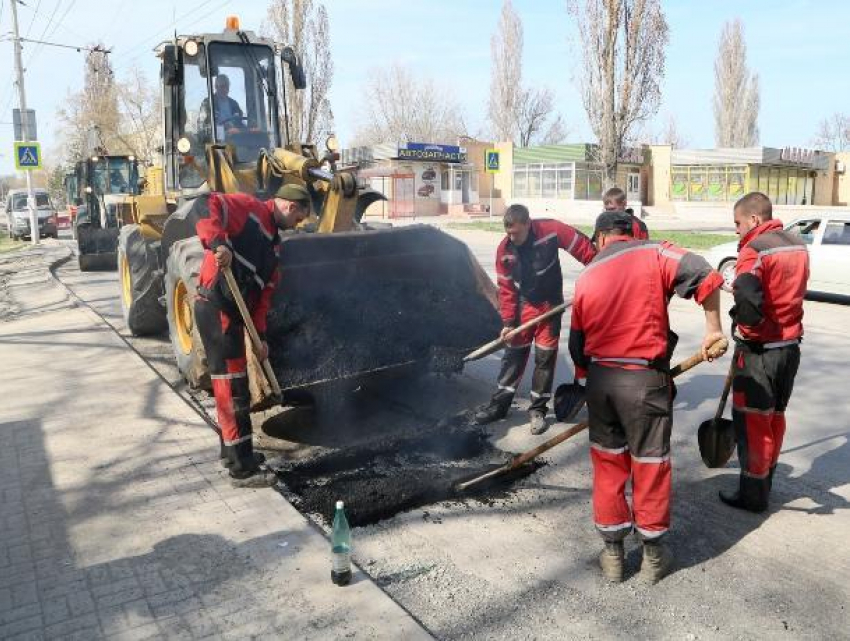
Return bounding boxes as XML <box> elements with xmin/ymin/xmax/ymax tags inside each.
<box><xmin>704</xmin><ymin>214</ymin><xmax>850</xmax><ymax>297</ymax></box>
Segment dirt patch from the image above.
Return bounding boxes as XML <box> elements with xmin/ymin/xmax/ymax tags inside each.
<box><xmin>275</xmin><ymin>424</ymin><xmax>542</xmax><ymax>528</ymax></box>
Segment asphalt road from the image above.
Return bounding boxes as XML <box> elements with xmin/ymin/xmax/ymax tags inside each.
<box><xmin>53</xmin><ymin>229</ymin><xmax>850</xmax><ymax>640</ymax></box>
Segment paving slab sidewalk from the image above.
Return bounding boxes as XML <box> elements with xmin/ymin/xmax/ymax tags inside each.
<box><xmin>0</xmin><ymin>246</ymin><xmax>431</xmax><ymax>640</ymax></box>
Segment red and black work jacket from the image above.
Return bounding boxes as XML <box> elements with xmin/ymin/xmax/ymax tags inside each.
<box><xmin>196</xmin><ymin>192</ymin><xmax>281</xmax><ymax>336</ymax></box>
<box><xmin>733</xmin><ymin>219</ymin><xmax>809</xmax><ymax>344</ymax></box>
<box><xmin>626</xmin><ymin>208</ymin><xmax>649</xmax><ymax>240</ymax></box>
<box><xmin>495</xmin><ymin>219</ymin><xmax>596</xmax><ymax>326</ymax></box>
<box><xmin>569</xmin><ymin>237</ymin><xmax>723</xmax><ymax>379</ymax></box>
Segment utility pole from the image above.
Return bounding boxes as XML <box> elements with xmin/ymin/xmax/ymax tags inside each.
<box><xmin>10</xmin><ymin>0</ymin><xmax>40</xmax><ymax>245</ymax></box>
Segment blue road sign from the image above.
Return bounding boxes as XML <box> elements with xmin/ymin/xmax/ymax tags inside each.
<box><xmin>485</xmin><ymin>149</ymin><xmax>500</xmax><ymax>173</ymax></box>
<box><xmin>14</xmin><ymin>142</ymin><xmax>42</xmax><ymax>170</ymax></box>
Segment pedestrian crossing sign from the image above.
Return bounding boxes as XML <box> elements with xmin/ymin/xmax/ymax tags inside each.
<box><xmin>14</xmin><ymin>142</ymin><xmax>42</xmax><ymax>170</ymax></box>
<box><xmin>485</xmin><ymin>149</ymin><xmax>500</xmax><ymax>173</ymax></box>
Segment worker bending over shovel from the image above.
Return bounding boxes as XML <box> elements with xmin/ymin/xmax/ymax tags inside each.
<box><xmin>195</xmin><ymin>184</ymin><xmax>312</xmax><ymax>487</ymax></box>
<box><xmin>474</xmin><ymin>204</ymin><xmax>596</xmax><ymax>435</ymax></box>
<box><xmin>569</xmin><ymin>211</ymin><xmax>724</xmax><ymax>583</ymax></box>
<box><xmin>720</xmin><ymin>192</ymin><xmax>809</xmax><ymax>512</ymax></box>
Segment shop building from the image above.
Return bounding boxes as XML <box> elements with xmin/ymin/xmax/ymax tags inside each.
<box><xmin>342</xmin><ymin>141</ymin><xmax>488</xmax><ymax>218</ymax></box>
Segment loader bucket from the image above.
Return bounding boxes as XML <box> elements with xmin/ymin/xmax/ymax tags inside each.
<box><xmin>76</xmin><ymin>225</ymin><xmax>120</xmax><ymax>271</ymax></box>
<box><xmin>265</xmin><ymin>225</ymin><xmax>501</xmax><ymax>391</ymax></box>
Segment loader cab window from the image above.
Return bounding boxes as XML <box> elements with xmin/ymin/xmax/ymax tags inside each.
<box><xmin>64</xmin><ymin>173</ymin><xmax>79</xmax><ymax>205</ymax></box>
<box><xmin>207</xmin><ymin>42</ymin><xmax>279</xmax><ymax>164</ymax></box>
<box><xmin>90</xmin><ymin>158</ymin><xmax>138</xmax><ymax>195</ymax></box>
<box><xmin>178</xmin><ymin>51</ymin><xmax>211</xmax><ymax>189</ymax></box>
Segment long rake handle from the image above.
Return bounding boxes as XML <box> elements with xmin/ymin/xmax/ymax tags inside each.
<box><xmin>456</xmin><ymin>337</ymin><xmax>729</xmax><ymax>492</ymax></box>
<box><xmin>222</xmin><ymin>265</ymin><xmax>283</xmax><ymax>398</ymax></box>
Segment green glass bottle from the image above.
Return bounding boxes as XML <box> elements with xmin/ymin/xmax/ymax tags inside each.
<box><xmin>331</xmin><ymin>500</ymin><xmax>352</xmax><ymax>586</ymax></box>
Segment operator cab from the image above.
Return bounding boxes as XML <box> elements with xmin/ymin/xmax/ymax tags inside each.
<box><xmin>161</xmin><ymin>18</ymin><xmax>288</xmax><ymax>192</ymax></box>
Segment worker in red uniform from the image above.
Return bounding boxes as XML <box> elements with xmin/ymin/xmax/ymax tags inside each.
<box><xmin>194</xmin><ymin>184</ymin><xmax>312</xmax><ymax>487</ymax></box>
<box><xmin>603</xmin><ymin>186</ymin><xmax>648</xmax><ymax>240</ymax></box>
<box><xmin>474</xmin><ymin>204</ymin><xmax>596</xmax><ymax>435</ymax></box>
<box><xmin>720</xmin><ymin>192</ymin><xmax>809</xmax><ymax>512</ymax></box>
<box><xmin>569</xmin><ymin>211</ymin><xmax>724</xmax><ymax>583</ymax></box>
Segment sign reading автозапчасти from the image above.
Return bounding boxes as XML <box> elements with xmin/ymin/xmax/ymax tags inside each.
<box><xmin>397</xmin><ymin>142</ymin><xmax>467</xmax><ymax>163</ymax></box>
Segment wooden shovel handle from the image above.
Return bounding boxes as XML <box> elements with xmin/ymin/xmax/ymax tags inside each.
<box><xmin>463</xmin><ymin>302</ymin><xmax>571</xmax><ymax>362</ymax></box>
<box><xmin>714</xmin><ymin>359</ymin><xmax>735</xmax><ymax>421</ymax></box>
<box><xmin>221</xmin><ymin>265</ymin><xmax>283</xmax><ymax>398</ymax></box>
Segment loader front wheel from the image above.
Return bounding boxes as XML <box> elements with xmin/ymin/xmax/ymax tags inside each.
<box><xmin>118</xmin><ymin>225</ymin><xmax>167</xmax><ymax>336</ymax></box>
<box><xmin>165</xmin><ymin>237</ymin><xmax>210</xmax><ymax>390</ymax></box>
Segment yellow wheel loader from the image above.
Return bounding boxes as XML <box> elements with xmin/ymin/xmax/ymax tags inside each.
<box><xmin>118</xmin><ymin>17</ymin><xmax>500</xmax><ymax>401</ymax></box>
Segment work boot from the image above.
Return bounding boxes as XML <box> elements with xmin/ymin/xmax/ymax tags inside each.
<box><xmin>639</xmin><ymin>541</ymin><xmax>673</xmax><ymax>584</ymax></box>
<box><xmin>719</xmin><ymin>474</ymin><xmax>769</xmax><ymax>513</ymax></box>
<box><xmin>221</xmin><ymin>451</ymin><xmax>266</xmax><ymax>469</ymax></box>
<box><xmin>767</xmin><ymin>465</ymin><xmax>777</xmax><ymax>492</ymax></box>
<box><xmin>230</xmin><ymin>468</ymin><xmax>277</xmax><ymax>488</ymax></box>
<box><xmin>529</xmin><ymin>411</ymin><xmax>549</xmax><ymax>435</ymax></box>
<box><xmin>599</xmin><ymin>541</ymin><xmax>625</xmax><ymax>583</ymax></box>
<box><xmin>473</xmin><ymin>400</ymin><xmax>510</xmax><ymax>425</ymax></box>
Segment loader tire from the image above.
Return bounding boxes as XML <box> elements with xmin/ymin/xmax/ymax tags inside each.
<box><xmin>118</xmin><ymin>224</ymin><xmax>167</xmax><ymax>336</ymax></box>
<box><xmin>78</xmin><ymin>252</ymin><xmax>95</xmax><ymax>272</ymax></box>
<box><xmin>165</xmin><ymin>237</ymin><xmax>210</xmax><ymax>390</ymax></box>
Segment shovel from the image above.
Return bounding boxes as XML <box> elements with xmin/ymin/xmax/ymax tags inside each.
<box><xmin>221</xmin><ymin>265</ymin><xmax>284</xmax><ymax>409</ymax></box>
<box><xmin>455</xmin><ymin>337</ymin><xmax>729</xmax><ymax>493</ymax></box>
<box><xmin>463</xmin><ymin>302</ymin><xmax>570</xmax><ymax>363</ymax></box>
<box><xmin>697</xmin><ymin>359</ymin><xmax>736</xmax><ymax>468</ymax></box>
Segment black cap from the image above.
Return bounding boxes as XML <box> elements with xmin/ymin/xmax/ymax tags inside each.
<box><xmin>593</xmin><ymin>210</ymin><xmax>633</xmax><ymax>239</ymax></box>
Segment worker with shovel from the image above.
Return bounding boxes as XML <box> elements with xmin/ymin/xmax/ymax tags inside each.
<box><xmin>719</xmin><ymin>192</ymin><xmax>809</xmax><ymax>513</ymax></box>
<box><xmin>569</xmin><ymin>211</ymin><xmax>724</xmax><ymax>583</ymax></box>
<box><xmin>474</xmin><ymin>204</ymin><xmax>596</xmax><ymax>435</ymax></box>
<box><xmin>194</xmin><ymin>184</ymin><xmax>312</xmax><ymax>487</ymax></box>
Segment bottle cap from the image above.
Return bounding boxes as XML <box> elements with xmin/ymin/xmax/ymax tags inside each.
<box><xmin>336</xmin><ymin>500</ymin><xmax>344</xmax><ymax>510</ymax></box>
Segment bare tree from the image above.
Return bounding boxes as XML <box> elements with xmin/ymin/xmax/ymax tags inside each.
<box><xmin>541</xmin><ymin>114</ymin><xmax>570</xmax><ymax>145</ymax></box>
<box><xmin>114</xmin><ymin>67</ymin><xmax>162</xmax><ymax>163</ymax></box>
<box><xmin>264</xmin><ymin>0</ymin><xmax>334</xmax><ymax>146</ymax></box>
<box><xmin>489</xmin><ymin>0</ymin><xmax>523</xmax><ymax>142</ymax></box>
<box><xmin>56</xmin><ymin>45</ymin><xmax>125</xmax><ymax>163</ymax></box>
<box><xmin>352</xmin><ymin>63</ymin><xmax>467</xmax><ymax>145</ymax></box>
<box><xmin>811</xmin><ymin>113</ymin><xmax>850</xmax><ymax>152</ymax></box>
<box><xmin>713</xmin><ymin>19</ymin><xmax>759</xmax><ymax>147</ymax></box>
<box><xmin>516</xmin><ymin>87</ymin><xmax>554</xmax><ymax>147</ymax></box>
<box><xmin>490</xmin><ymin>0</ymin><xmax>565</xmax><ymax>146</ymax></box>
<box><xmin>650</xmin><ymin>113</ymin><xmax>689</xmax><ymax>148</ymax></box>
<box><xmin>570</xmin><ymin>0</ymin><xmax>669</xmax><ymax>186</ymax></box>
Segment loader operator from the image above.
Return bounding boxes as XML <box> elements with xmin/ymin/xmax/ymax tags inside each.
<box><xmin>473</xmin><ymin>204</ymin><xmax>596</xmax><ymax>435</ymax></box>
<box><xmin>720</xmin><ymin>192</ymin><xmax>808</xmax><ymax>513</ymax></box>
<box><xmin>602</xmin><ymin>186</ymin><xmax>648</xmax><ymax>240</ymax></box>
<box><xmin>194</xmin><ymin>184</ymin><xmax>312</xmax><ymax>487</ymax></box>
<box><xmin>569</xmin><ymin>211</ymin><xmax>724</xmax><ymax>584</ymax></box>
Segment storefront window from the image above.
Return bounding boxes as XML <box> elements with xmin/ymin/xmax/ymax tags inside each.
<box><xmin>513</xmin><ymin>167</ymin><xmax>527</xmax><ymax>197</ymax></box>
<box><xmin>777</xmin><ymin>168</ymin><xmax>789</xmax><ymax>205</ymax></box>
<box><xmin>527</xmin><ymin>165</ymin><xmax>541</xmax><ymax>198</ymax></box>
<box><xmin>557</xmin><ymin>165</ymin><xmax>573</xmax><ymax>199</ymax></box>
<box><xmin>707</xmin><ymin>169</ymin><xmax>726</xmax><ymax>201</ymax></box>
<box><xmin>689</xmin><ymin>167</ymin><xmax>707</xmax><ymax>201</ymax></box>
<box><xmin>729</xmin><ymin>167</ymin><xmax>746</xmax><ymax>199</ymax></box>
<box><xmin>671</xmin><ymin>168</ymin><xmax>688</xmax><ymax>200</ymax></box>
<box><xmin>768</xmin><ymin>168</ymin><xmax>780</xmax><ymax>199</ymax></box>
<box><xmin>542</xmin><ymin>167</ymin><xmax>557</xmax><ymax>198</ymax></box>
<box><xmin>587</xmin><ymin>170</ymin><xmax>603</xmax><ymax>200</ymax></box>
<box><xmin>441</xmin><ymin>171</ymin><xmax>449</xmax><ymax>190</ymax></box>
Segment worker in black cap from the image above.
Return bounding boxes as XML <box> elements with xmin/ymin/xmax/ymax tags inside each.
<box><xmin>194</xmin><ymin>183</ymin><xmax>312</xmax><ymax>487</ymax></box>
<box><xmin>570</xmin><ymin>210</ymin><xmax>724</xmax><ymax>584</ymax></box>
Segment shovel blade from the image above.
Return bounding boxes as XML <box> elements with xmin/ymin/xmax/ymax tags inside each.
<box><xmin>698</xmin><ymin>418</ymin><xmax>736</xmax><ymax>468</ymax></box>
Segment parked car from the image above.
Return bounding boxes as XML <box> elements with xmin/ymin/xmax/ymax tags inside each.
<box><xmin>4</xmin><ymin>188</ymin><xmax>58</xmax><ymax>240</ymax></box>
<box><xmin>704</xmin><ymin>214</ymin><xmax>850</xmax><ymax>297</ymax></box>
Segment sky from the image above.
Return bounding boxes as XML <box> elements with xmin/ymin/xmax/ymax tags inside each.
<box><xmin>1</xmin><ymin>0</ymin><xmax>849</xmax><ymax>175</ymax></box>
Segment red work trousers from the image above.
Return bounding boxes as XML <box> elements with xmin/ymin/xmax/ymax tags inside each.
<box><xmin>586</xmin><ymin>364</ymin><xmax>673</xmax><ymax>542</ymax></box>
<box><xmin>194</xmin><ymin>296</ymin><xmax>257</xmax><ymax>475</ymax></box>
<box><xmin>491</xmin><ymin>300</ymin><xmax>561</xmax><ymax>414</ymax></box>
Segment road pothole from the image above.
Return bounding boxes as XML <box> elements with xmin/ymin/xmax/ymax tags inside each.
<box><xmin>274</xmin><ymin>423</ymin><xmax>542</xmax><ymax>527</ymax></box>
